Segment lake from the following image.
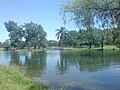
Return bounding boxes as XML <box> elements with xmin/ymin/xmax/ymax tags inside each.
<box><xmin>0</xmin><ymin>50</ymin><xmax>120</xmax><ymax>90</ymax></box>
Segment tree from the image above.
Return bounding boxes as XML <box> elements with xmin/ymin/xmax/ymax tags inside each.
<box><xmin>4</xmin><ymin>21</ymin><xmax>18</xmax><ymax>32</ymax></box>
<box><xmin>2</xmin><ymin>39</ymin><xmax>11</xmax><ymax>50</ymax></box>
<box><xmin>4</xmin><ymin>21</ymin><xmax>24</xmax><ymax>49</ymax></box>
<box><xmin>61</xmin><ymin>0</ymin><xmax>98</xmax><ymax>48</ymax></box>
<box><xmin>56</xmin><ymin>27</ymin><xmax>68</xmax><ymax>47</ymax></box>
<box><xmin>22</xmin><ymin>22</ymin><xmax>47</xmax><ymax>49</ymax></box>
<box><xmin>4</xmin><ymin>21</ymin><xmax>47</xmax><ymax>49</ymax></box>
<box><xmin>61</xmin><ymin>0</ymin><xmax>120</xmax><ymax>28</ymax></box>
<box><xmin>0</xmin><ymin>42</ymin><xmax>2</xmax><ymax>48</ymax></box>
<box><xmin>77</xmin><ymin>29</ymin><xmax>94</xmax><ymax>48</ymax></box>
<box><xmin>48</xmin><ymin>40</ymin><xmax>58</xmax><ymax>47</ymax></box>
<box><xmin>67</xmin><ymin>30</ymin><xmax>78</xmax><ymax>47</ymax></box>
<box><xmin>112</xmin><ymin>29</ymin><xmax>120</xmax><ymax>47</ymax></box>
<box><xmin>60</xmin><ymin>0</ymin><xmax>120</xmax><ymax>49</ymax></box>
<box><xmin>104</xmin><ymin>29</ymin><xmax>113</xmax><ymax>45</ymax></box>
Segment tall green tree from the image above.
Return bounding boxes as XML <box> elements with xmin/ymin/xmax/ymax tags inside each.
<box><xmin>4</xmin><ymin>21</ymin><xmax>24</xmax><ymax>49</ymax></box>
<box><xmin>61</xmin><ymin>0</ymin><xmax>120</xmax><ymax>28</ymax></box>
<box><xmin>22</xmin><ymin>22</ymin><xmax>47</xmax><ymax>49</ymax></box>
<box><xmin>67</xmin><ymin>30</ymin><xmax>78</xmax><ymax>47</ymax></box>
<box><xmin>77</xmin><ymin>29</ymin><xmax>95</xmax><ymax>48</ymax></box>
<box><xmin>104</xmin><ymin>29</ymin><xmax>113</xmax><ymax>45</ymax></box>
<box><xmin>61</xmin><ymin>0</ymin><xmax>97</xmax><ymax>48</ymax></box>
<box><xmin>48</xmin><ymin>40</ymin><xmax>58</xmax><ymax>47</ymax></box>
<box><xmin>60</xmin><ymin>0</ymin><xmax>120</xmax><ymax>49</ymax></box>
<box><xmin>56</xmin><ymin>27</ymin><xmax>68</xmax><ymax>47</ymax></box>
<box><xmin>0</xmin><ymin>42</ymin><xmax>2</xmax><ymax>48</ymax></box>
<box><xmin>112</xmin><ymin>29</ymin><xmax>120</xmax><ymax>47</ymax></box>
<box><xmin>2</xmin><ymin>39</ymin><xmax>11</xmax><ymax>50</ymax></box>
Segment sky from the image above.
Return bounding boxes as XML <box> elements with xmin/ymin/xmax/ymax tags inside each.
<box><xmin>0</xmin><ymin>0</ymin><xmax>76</xmax><ymax>42</ymax></box>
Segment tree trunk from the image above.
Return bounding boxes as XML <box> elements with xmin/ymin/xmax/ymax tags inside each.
<box><xmin>89</xmin><ymin>42</ymin><xmax>92</xmax><ymax>48</ymax></box>
<box><xmin>101</xmin><ymin>35</ymin><xmax>104</xmax><ymax>50</ymax></box>
<box><xmin>34</xmin><ymin>44</ymin><xmax>37</xmax><ymax>49</ymax></box>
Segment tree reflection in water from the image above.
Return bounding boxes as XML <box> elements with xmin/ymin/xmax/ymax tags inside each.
<box><xmin>57</xmin><ymin>51</ymin><xmax>68</xmax><ymax>74</ymax></box>
<box><xmin>10</xmin><ymin>51</ymin><xmax>47</xmax><ymax>78</ymax></box>
<box><xmin>57</xmin><ymin>50</ymin><xmax>120</xmax><ymax>73</ymax></box>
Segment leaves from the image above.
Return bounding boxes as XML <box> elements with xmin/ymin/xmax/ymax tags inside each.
<box><xmin>4</xmin><ymin>21</ymin><xmax>47</xmax><ymax>49</ymax></box>
<box><xmin>61</xmin><ymin>0</ymin><xmax>120</xmax><ymax>29</ymax></box>
<box><xmin>56</xmin><ymin>27</ymin><xmax>68</xmax><ymax>47</ymax></box>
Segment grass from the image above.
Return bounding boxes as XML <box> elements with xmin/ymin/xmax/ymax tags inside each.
<box><xmin>63</xmin><ymin>45</ymin><xmax>119</xmax><ymax>51</ymax></box>
<box><xmin>12</xmin><ymin>48</ymin><xmax>46</xmax><ymax>52</ymax></box>
<box><xmin>1</xmin><ymin>45</ymin><xmax>119</xmax><ymax>52</ymax></box>
<box><xmin>0</xmin><ymin>64</ymin><xmax>65</xmax><ymax>90</ymax></box>
<box><xmin>103</xmin><ymin>45</ymin><xmax>119</xmax><ymax>50</ymax></box>
<box><xmin>63</xmin><ymin>47</ymin><xmax>88</xmax><ymax>51</ymax></box>
<box><xmin>91</xmin><ymin>45</ymin><xmax>119</xmax><ymax>50</ymax></box>
<box><xmin>0</xmin><ymin>64</ymin><xmax>32</xmax><ymax>90</ymax></box>
<box><xmin>0</xmin><ymin>48</ymin><xmax>4</xmax><ymax>51</ymax></box>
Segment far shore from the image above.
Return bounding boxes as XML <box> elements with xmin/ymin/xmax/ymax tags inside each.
<box><xmin>0</xmin><ymin>45</ymin><xmax>119</xmax><ymax>52</ymax></box>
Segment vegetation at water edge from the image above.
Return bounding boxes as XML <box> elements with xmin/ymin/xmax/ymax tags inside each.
<box><xmin>0</xmin><ymin>64</ymin><xmax>64</xmax><ymax>90</ymax></box>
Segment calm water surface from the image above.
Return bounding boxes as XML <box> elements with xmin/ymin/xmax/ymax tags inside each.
<box><xmin>0</xmin><ymin>50</ymin><xmax>120</xmax><ymax>90</ymax></box>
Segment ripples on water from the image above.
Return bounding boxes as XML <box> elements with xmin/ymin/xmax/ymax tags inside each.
<box><xmin>0</xmin><ymin>50</ymin><xmax>120</xmax><ymax>90</ymax></box>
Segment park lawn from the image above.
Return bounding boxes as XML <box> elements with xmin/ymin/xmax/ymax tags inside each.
<box><xmin>1</xmin><ymin>45</ymin><xmax>119</xmax><ymax>52</ymax></box>
<box><xmin>0</xmin><ymin>48</ymin><xmax>4</xmax><ymax>51</ymax></box>
<box><xmin>12</xmin><ymin>48</ymin><xmax>46</xmax><ymax>52</ymax></box>
<box><xmin>63</xmin><ymin>47</ymin><xmax>88</xmax><ymax>50</ymax></box>
<box><xmin>103</xmin><ymin>45</ymin><xmax>119</xmax><ymax>50</ymax></box>
<box><xmin>63</xmin><ymin>45</ymin><xmax>119</xmax><ymax>51</ymax></box>
<box><xmin>93</xmin><ymin>45</ymin><xmax>119</xmax><ymax>50</ymax></box>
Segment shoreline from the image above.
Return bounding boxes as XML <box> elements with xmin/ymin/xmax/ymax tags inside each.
<box><xmin>0</xmin><ymin>45</ymin><xmax>119</xmax><ymax>52</ymax></box>
<box><xmin>0</xmin><ymin>64</ymin><xmax>64</xmax><ymax>90</ymax></box>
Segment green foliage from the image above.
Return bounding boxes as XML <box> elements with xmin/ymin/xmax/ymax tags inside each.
<box><xmin>48</xmin><ymin>40</ymin><xmax>58</xmax><ymax>47</ymax></box>
<box><xmin>4</xmin><ymin>21</ymin><xmax>18</xmax><ymax>32</ymax></box>
<box><xmin>112</xmin><ymin>29</ymin><xmax>120</xmax><ymax>45</ymax></box>
<box><xmin>0</xmin><ymin>64</ymin><xmax>32</xmax><ymax>90</ymax></box>
<box><xmin>61</xmin><ymin>0</ymin><xmax>120</xmax><ymax>28</ymax></box>
<box><xmin>4</xmin><ymin>21</ymin><xmax>24</xmax><ymax>49</ymax></box>
<box><xmin>4</xmin><ymin>21</ymin><xmax>47</xmax><ymax>50</ymax></box>
<box><xmin>0</xmin><ymin>64</ymin><xmax>65</xmax><ymax>90</ymax></box>
<box><xmin>0</xmin><ymin>42</ymin><xmax>3</xmax><ymax>48</ymax></box>
<box><xmin>29</xmin><ymin>83</ymin><xmax>49</xmax><ymax>90</ymax></box>
<box><xmin>29</xmin><ymin>83</ymin><xmax>65</xmax><ymax>90</ymax></box>
<box><xmin>56</xmin><ymin>27</ymin><xmax>68</xmax><ymax>47</ymax></box>
<box><xmin>55</xmin><ymin>26</ymin><xmax>118</xmax><ymax>49</ymax></box>
<box><xmin>3</xmin><ymin>19</ymin><xmax>120</xmax><ymax>50</ymax></box>
<box><xmin>60</xmin><ymin>0</ymin><xmax>120</xmax><ymax>49</ymax></box>
<box><xmin>67</xmin><ymin>30</ymin><xmax>78</xmax><ymax>47</ymax></box>
<box><xmin>2</xmin><ymin>40</ymin><xmax>11</xmax><ymax>50</ymax></box>
<box><xmin>23</xmin><ymin>22</ymin><xmax>47</xmax><ymax>49</ymax></box>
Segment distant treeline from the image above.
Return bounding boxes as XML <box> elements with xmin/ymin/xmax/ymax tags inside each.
<box><xmin>0</xmin><ymin>21</ymin><xmax>59</xmax><ymax>50</ymax></box>
<box><xmin>0</xmin><ymin>21</ymin><xmax>120</xmax><ymax>50</ymax></box>
<box><xmin>56</xmin><ymin>27</ymin><xmax>120</xmax><ymax>50</ymax></box>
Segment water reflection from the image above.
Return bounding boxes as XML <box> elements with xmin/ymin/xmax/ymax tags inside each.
<box><xmin>23</xmin><ymin>51</ymin><xmax>47</xmax><ymax>77</ymax></box>
<box><xmin>55</xmin><ymin>50</ymin><xmax>120</xmax><ymax>90</ymax></box>
<box><xmin>10</xmin><ymin>52</ymin><xmax>21</xmax><ymax>65</ymax></box>
<box><xmin>0</xmin><ymin>50</ymin><xmax>120</xmax><ymax>90</ymax></box>
<box><xmin>57</xmin><ymin>50</ymin><xmax>120</xmax><ymax>72</ymax></box>
<box><xmin>57</xmin><ymin>51</ymin><xmax>68</xmax><ymax>74</ymax></box>
<box><xmin>8</xmin><ymin>51</ymin><xmax>47</xmax><ymax>78</ymax></box>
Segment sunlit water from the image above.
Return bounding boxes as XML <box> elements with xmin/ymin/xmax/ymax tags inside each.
<box><xmin>0</xmin><ymin>50</ymin><xmax>120</xmax><ymax>90</ymax></box>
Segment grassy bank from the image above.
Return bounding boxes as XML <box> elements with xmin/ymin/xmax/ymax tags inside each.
<box><xmin>12</xmin><ymin>46</ymin><xmax>120</xmax><ymax>52</ymax></box>
<box><xmin>1</xmin><ymin>45</ymin><xmax>119</xmax><ymax>52</ymax></box>
<box><xmin>12</xmin><ymin>48</ymin><xmax>46</xmax><ymax>52</ymax></box>
<box><xmin>0</xmin><ymin>64</ymin><xmax>64</xmax><ymax>90</ymax></box>
<box><xmin>0</xmin><ymin>48</ymin><xmax>4</xmax><ymax>51</ymax></box>
<box><xmin>0</xmin><ymin>64</ymin><xmax>32</xmax><ymax>90</ymax></box>
<box><xmin>63</xmin><ymin>45</ymin><xmax>119</xmax><ymax>51</ymax></box>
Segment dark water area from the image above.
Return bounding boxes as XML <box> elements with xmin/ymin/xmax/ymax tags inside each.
<box><xmin>0</xmin><ymin>50</ymin><xmax>120</xmax><ymax>90</ymax></box>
